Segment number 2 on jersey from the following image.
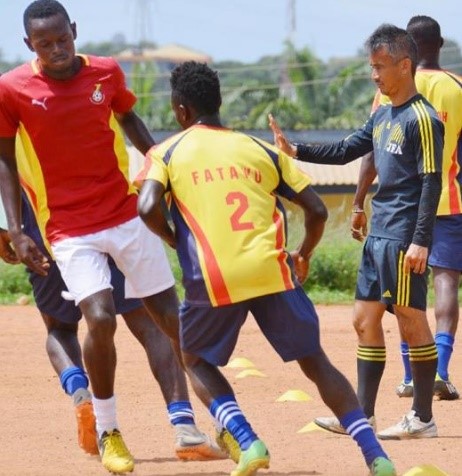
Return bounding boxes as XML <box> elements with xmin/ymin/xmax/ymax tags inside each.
<box><xmin>226</xmin><ymin>191</ymin><xmax>255</xmax><ymax>231</ymax></box>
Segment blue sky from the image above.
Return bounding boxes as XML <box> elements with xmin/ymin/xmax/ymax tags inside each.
<box><xmin>1</xmin><ymin>0</ymin><xmax>460</xmax><ymax>64</ymax></box>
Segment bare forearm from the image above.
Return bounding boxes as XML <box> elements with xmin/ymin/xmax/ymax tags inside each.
<box><xmin>299</xmin><ymin>212</ymin><xmax>326</xmax><ymax>259</ymax></box>
<box><xmin>142</xmin><ymin>203</ymin><xmax>175</xmax><ymax>247</ymax></box>
<box><xmin>294</xmin><ymin>188</ymin><xmax>328</xmax><ymax>259</ymax></box>
<box><xmin>138</xmin><ymin>180</ymin><xmax>176</xmax><ymax>247</ymax></box>
<box><xmin>117</xmin><ymin>111</ymin><xmax>155</xmax><ymax>155</ymax></box>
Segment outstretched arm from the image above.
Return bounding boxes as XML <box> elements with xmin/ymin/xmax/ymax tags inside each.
<box><xmin>269</xmin><ymin>113</ymin><xmax>373</xmax><ymax>165</ymax></box>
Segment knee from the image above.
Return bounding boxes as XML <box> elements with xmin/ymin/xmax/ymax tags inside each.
<box><xmin>182</xmin><ymin>351</ymin><xmax>202</xmax><ymax>371</ymax></box>
<box><xmin>353</xmin><ymin>313</ymin><xmax>369</xmax><ymax>336</ymax></box>
<box><xmin>145</xmin><ymin>303</ymin><xmax>179</xmax><ymax>340</ymax></box>
<box><xmin>85</xmin><ymin>310</ymin><xmax>116</xmax><ymax>338</ymax></box>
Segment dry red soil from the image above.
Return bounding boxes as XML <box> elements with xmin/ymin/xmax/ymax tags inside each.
<box><xmin>0</xmin><ymin>305</ymin><xmax>460</xmax><ymax>476</ymax></box>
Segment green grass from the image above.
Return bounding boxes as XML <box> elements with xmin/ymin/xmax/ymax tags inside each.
<box><xmin>0</xmin><ymin>212</ymin><xmax>439</xmax><ymax>307</ymax></box>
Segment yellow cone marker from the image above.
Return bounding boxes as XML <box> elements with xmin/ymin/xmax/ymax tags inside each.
<box><xmin>226</xmin><ymin>357</ymin><xmax>256</xmax><ymax>369</ymax></box>
<box><xmin>276</xmin><ymin>389</ymin><xmax>312</xmax><ymax>402</ymax></box>
<box><xmin>402</xmin><ymin>465</ymin><xmax>450</xmax><ymax>476</ymax></box>
<box><xmin>235</xmin><ymin>369</ymin><xmax>266</xmax><ymax>379</ymax></box>
<box><xmin>297</xmin><ymin>421</ymin><xmax>329</xmax><ymax>433</ymax></box>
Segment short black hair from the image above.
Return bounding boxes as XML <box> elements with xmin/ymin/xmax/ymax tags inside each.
<box><xmin>407</xmin><ymin>15</ymin><xmax>442</xmax><ymax>49</ymax></box>
<box><xmin>365</xmin><ymin>23</ymin><xmax>418</xmax><ymax>74</ymax></box>
<box><xmin>170</xmin><ymin>61</ymin><xmax>221</xmax><ymax>115</ymax></box>
<box><xmin>23</xmin><ymin>0</ymin><xmax>71</xmax><ymax>36</ymax></box>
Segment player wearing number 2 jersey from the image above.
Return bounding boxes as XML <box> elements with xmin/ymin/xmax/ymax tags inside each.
<box><xmin>138</xmin><ymin>61</ymin><xmax>396</xmax><ymax>476</ymax></box>
<box><xmin>139</xmin><ymin>125</ymin><xmax>310</xmax><ymax>307</ymax></box>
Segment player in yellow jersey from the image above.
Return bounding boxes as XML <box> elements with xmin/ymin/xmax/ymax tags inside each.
<box><xmin>352</xmin><ymin>16</ymin><xmax>462</xmax><ymax>401</ymax></box>
<box><xmin>137</xmin><ymin>61</ymin><xmax>396</xmax><ymax>476</ymax></box>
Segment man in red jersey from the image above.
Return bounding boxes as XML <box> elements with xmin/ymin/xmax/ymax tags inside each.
<box><xmin>0</xmin><ymin>1</ymin><xmax>224</xmax><ymax>473</ymax></box>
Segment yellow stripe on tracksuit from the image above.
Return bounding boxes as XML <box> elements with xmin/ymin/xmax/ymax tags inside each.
<box><xmin>396</xmin><ymin>250</ymin><xmax>410</xmax><ymax>307</ymax></box>
<box><xmin>409</xmin><ymin>344</ymin><xmax>438</xmax><ymax>362</ymax></box>
<box><xmin>411</xmin><ymin>101</ymin><xmax>436</xmax><ymax>173</ymax></box>
<box><xmin>357</xmin><ymin>346</ymin><xmax>386</xmax><ymax>362</ymax></box>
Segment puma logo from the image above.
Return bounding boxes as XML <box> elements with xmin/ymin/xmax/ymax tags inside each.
<box><xmin>31</xmin><ymin>97</ymin><xmax>48</xmax><ymax>110</ymax></box>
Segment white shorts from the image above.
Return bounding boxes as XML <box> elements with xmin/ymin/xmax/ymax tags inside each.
<box><xmin>51</xmin><ymin>217</ymin><xmax>175</xmax><ymax>305</ymax></box>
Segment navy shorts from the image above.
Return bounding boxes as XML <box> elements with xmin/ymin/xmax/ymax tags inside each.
<box><xmin>27</xmin><ymin>257</ymin><xmax>142</xmax><ymax>324</ymax></box>
<box><xmin>179</xmin><ymin>287</ymin><xmax>321</xmax><ymax>366</ymax></box>
<box><xmin>428</xmin><ymin>214</ymin><xmax>462</xmax><ymax>272</ymax></box>
<box><xmin>355</xmin><ymin>236</ymin><xmax>429</xmax><ymax>311</ymax></box>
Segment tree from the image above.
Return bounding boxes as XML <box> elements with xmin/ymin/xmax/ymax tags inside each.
<box><xmin>322</xmin><ymin>60</ymin><xmax>375</xmax><ymax>128</ymax></box>
<box><xmin>286</xmin><ymin>42</ymin><xmax>325</xmax><ymax>127</ymax></box>
<box><xmin>440</xmin><ymin>38</ymin><xmax>462</xmax><ymax>74</ymax></box>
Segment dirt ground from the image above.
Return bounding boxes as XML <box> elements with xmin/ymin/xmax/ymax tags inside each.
<box><xmin>0</xmin><ymin>304</ymin><xmax>460</xmax><ymax>476</ymax></box>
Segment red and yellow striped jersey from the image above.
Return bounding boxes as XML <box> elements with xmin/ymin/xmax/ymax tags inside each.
<box><xmin>141</xmin><ymin>125</ymin><xmax>311</xmax><ymax>306</ymax></box>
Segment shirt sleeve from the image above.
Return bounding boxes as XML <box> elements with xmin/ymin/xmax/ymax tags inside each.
<box><xmin>407</xmin><ymin>112</ymin><xmax>444</xmax><ymax>246</ymax></box>
<box><xmin>0</xmin><ymin>81</ymin><xmax>20</xmax><ymax>137</ymax></box>
<box><xmin>410</xmin><ymin>114</ymin><xmax>444</xmax><ymax>175</ymax></box>
<box><xmin>110</xmin><ymin>59</ymin><xmax>137</xmax><ymax>114</ymax></box>
<box><xmin>142</xmin><ymin>146</ymin><xmax>169</xmax><ymax>189</ymax></box>
<box><xmin>296</xmin><ymin>115</ymin><xmax>374</xmax><ymax>165</ymax></box>
<box><xmin>275</xmin><ymin>150</ymin><xmax>311</xmax><ymax>199</ymax></box>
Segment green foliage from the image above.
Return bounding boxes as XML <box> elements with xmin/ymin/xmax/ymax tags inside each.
<box><xmin>131</xmin><ymin>61</ymin><xmax>159</xmax><ymax>126</ymax></box>
<box><xmin>0</xmin><ymin>262</ymin><xmax>33</xmax><ymax>304</ymax></box>
<box><xmin>286</xmin><ymin>42</ymin><xmax>324</xmax><ymax>126</ymax></box>
<box><xmin>164</xmin><ymin>245</ymin><xmax>185</xmax><ymax>301</ymax></box>
<box><xmin>323</xmin><ymin>60</ymin><xmax>375</xmax><ymax>128</ymax></box>
<box><xmin>440</xmin><ymin>39</ymin><xmax>462</xmax><ymax>75</ymax></box>
<box><xmin>304</xmin><ymin>241</ymin><xmax>361</xmax><ymax>292</ymax></box>
<box><xmin>247</xmin><ymin>97</ymin><xmax>305</xmax><ymax>129</ymax></box>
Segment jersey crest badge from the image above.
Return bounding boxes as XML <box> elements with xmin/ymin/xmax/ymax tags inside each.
<box><xmin>90</xmin><ymin>83</ymin><xmax>105</xmax><ymax>104</ymax></box>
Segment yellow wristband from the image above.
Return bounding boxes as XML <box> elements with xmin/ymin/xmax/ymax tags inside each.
<box><xmin>352</xmin><ymin>208</ymin><xmax>365</xmax><ymax>213</ymax></box>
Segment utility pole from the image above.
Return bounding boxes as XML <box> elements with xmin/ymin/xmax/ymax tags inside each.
<box><xmin>287</xmin><ymin>0</ymin><xmax>296</xmax><ymax>46</ymax></box>
<box><xmin>280</xmin><ymin>0</ymin><xmax>297</xmax><ymax>99</ymax></box>
<box><xmin>134</xmin><ymin>0</ymin><xmax>153</xmax><ymax>47</ymax></box>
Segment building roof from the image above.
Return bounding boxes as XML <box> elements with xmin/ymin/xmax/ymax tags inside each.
<box><xmin>296</xmin><ymin>160</ymin><xmax>368</xmax><ymax>186</ymax></box>
<box><xmin>115</xmin><ymin>43</ymin><xmax>212</xmax><ymax>64</ymax></box>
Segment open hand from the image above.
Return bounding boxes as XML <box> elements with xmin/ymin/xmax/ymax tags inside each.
<box><xmin>268</xmin><ymin>114</ymin><xmax>297</xmax><ymax>157</ymax></box>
